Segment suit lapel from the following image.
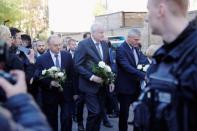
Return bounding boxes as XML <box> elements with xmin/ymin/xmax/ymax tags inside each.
<box><xmin>101</xmin><ymin>41</ymin><xmax>108</xmax><ymax>62</ymax></box>
<box><xmin>123</xmin><ymin>42</ymin><xmax>136</xmax><ymax>66</ymax></box>
<box><xmin>46</xmin><ymin>51</ymin><xmax>55</xmax><ymax>67</ymax></box>
<box><xmin>61</xmin><ymin>51</ymin><xmax>66</xmax><ymax>69</ymax></box>
<box><xmin>89</xmin><ymin>38</ymin><xmax>102</xmax><ymax>60</ymax></box>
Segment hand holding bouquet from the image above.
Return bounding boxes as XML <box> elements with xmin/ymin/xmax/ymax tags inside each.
<box><xmin>41</xmin><ymin>66</ymin><xmax>66</xmax><ymax>91</ymax></box>
<box><xmin>92</xmin><ymin>61</ymin><xmax>115</xmax><ymax>86</ymax></box>
<box><xmin>137</xmin><ymin>64</ymin><xmax>150</xmax><ymax>72</ymax></box>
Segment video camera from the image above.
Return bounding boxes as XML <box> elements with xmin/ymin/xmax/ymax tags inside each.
<box><xmin>0</xmin><ymin>40</ymin><xmax>16</xmax><ymax>101</ymax></box>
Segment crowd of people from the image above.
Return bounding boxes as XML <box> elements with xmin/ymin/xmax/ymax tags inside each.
<box><xmin>0</xmin><ymin>0</ymin><xmax>197</xmax><ymax>131</ymax></box>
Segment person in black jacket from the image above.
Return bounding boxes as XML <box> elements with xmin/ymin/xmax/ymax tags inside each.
<box><xmin>0</xmin><ymin>70</ymin><xmax>51</xmax><ymax>131</ymax></box>
<box><xmin>36</xmin><ymin>35</ymin><xmax>74</xmax><ymax>131</ymax></box>
<box><xmin>135</xmin><ymin>0</ymin><xmax>197</xmax><ymax>131</ymax></box>
<box><xmin>0</xmin><ymin>25</ymin><xmax>23</xmax><ymax>71</ymax></box>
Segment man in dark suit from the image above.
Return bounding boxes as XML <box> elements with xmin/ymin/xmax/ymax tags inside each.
<box><xmin>116</xmin><ymin>28</ymin><xmax>148</xmax><ymax>131</ymax></box>
<box><xmin>36</xmin><ymin>35</ymin><xmax>74</xmax><ymax>131</ymax></box>
<box><xmin>74</xmin><ymin>23</ymin><xmax>114</xmax><ymax>131</ymax></box>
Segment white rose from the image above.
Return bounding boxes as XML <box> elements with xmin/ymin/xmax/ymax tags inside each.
<box><xmin>105</xmin><ymin>65</ymin><xmax>112</xmax><ymax>72</ymax></box>
<box><xmin>137</xmin><ymin>64</ymin><xmax>143</xmax><ymax>70</ymax></box>
<box><xmin>143</xmin><ymin>64</ymin><xmax>150</xmax><ymax>72</ymax></box>
<box><xmin>42</xmin><ymin>69</ymin><xmax>46</xmax><ymax>75</ymax></box>
<box><xmin>98</xmin><ymin>61</ymin><xmax>106</xmax><ymax>68</ymax></box>
<box><xmin>54</xmin><ymin>73</ymin><xmax>59</xmax><ymax>79</ymax></box>
<box><xmin>51</xmin><ymin>66</ymin><xmax>58</xmax><ymax>71</ymax></box>
<box><xmin>47</xmin><ymin>68</ymin><xmax>52</xmax><ymax>72</ymax></box>
<box><xmin>57</xmin><ymin>72</ymin><xmax>64</xmax><ymax>77</ymax></box>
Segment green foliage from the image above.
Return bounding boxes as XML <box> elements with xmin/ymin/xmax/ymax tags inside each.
<box><xmin>36</xmin><ymin>29</ymin><xmax>49</xmax><ymax>41</ymax></box>
<box><xmin>93</xmin><ymin>0</ymin><xmax>106</xmax><ymax>16</ymax></box>
<box><xmin>0</xmin><ymin>0</ymin><xmax>23</xmax><ymax>26</ymax></box>
<box><xmin>0</xmin><ymin>0</ymin><xmax>49</xmax><ymax>39</ymax></box>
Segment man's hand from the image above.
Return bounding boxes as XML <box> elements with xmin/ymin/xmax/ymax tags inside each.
<box><xmin>26</xmin><ymin>49</ymin><xmax>35</xmax><ymax>64</ymax></box>
<box><xmin>92</xmin><ymin>75</ymin><xmax>103</xmax><ymax>84</ymax></box>
<box><xmin>50</xmin><ymin>81</ymin><xmax>61</xmax><ymax>88</ymax></box>
<box><xmin>109</xmin><ymin>83</ymin><xmax>115</xmax><ymax>93</ymax></box>
<box><xmin>0</xmin><ymin>70</ymin><xmax>27</xmax><ymax>98</ymax></box>
<box><xmin>73</xmin><ymin>95</ymin><xmax>79</xmax><ymax>101</ymax></box>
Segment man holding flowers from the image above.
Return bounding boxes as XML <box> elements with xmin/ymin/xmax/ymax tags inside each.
<box><xmin>74</xmin><ymin>22</ymin><xmax>114</xmax><ymax>131</ymax></box>
<box><xmin>36</xmin><ymin>35</ymin><xmax>74</xmax><ymax>131</ymax></box>
<box><xmin>116</xmin><ymin>28</ymin><xmax>148</xmax><ymax>131</ymax></box>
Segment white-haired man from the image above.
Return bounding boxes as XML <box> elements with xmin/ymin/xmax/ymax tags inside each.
<box><xmin>116</xmin><ymin>28</ymin><xmax>149</xmax><ymax>131</ymax></box>
<box><xmin>74</xmin><ymin>23</ymin><xmax>114</xmax><ymax>131</ymax></box>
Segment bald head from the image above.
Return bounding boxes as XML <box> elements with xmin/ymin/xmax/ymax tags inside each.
<box><xmin>47</xmin><ymin>35</ymin><xmax>62</xmax><ymax>54</ymax></box>
<box><xmin>147</xmin><ymin>0</ymin><xmax>190</xmax><ymax>42</ymax></box>
<box><xmin>150</xmin><ymin>0</ymin><xmax>189</xmax><ymax>16</ymax></box>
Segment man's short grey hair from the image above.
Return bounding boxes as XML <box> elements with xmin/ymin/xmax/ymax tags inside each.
<box><xmin>90</xmin><ymin>22</ymin><xmax>104</xmax><ymax>33</ymax></box>
<box><xmin>47</xmin><ymin>35</ymin><xmax>61</xmax><ymax>44</ymax></box>
<box><xmin>0</xmin><ymin>25</ymin><xmax>11</xmax><ymax>40</ymax></box>
<box><xmin>128</xmin><ymin>28</ymin><xmax>141</xmax><ymax>37</ymax></box>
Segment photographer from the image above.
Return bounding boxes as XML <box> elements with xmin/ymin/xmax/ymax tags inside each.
<box><xmin>0</xmin><ymin>25</ymin><xmax>23</xmax><ymax>71</ymax></box>
<box><xmin>0</xmin><ymin>70</ymin><xmax>51</xmax><ymax>131</ymax></box>
<box><xmin>10</xmin><ymin>31</ymin><xmax>37</xmax><ymax>99</ymax></box>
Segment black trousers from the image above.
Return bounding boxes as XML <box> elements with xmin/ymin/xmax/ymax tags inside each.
<box><xmin>75</xmin><ymin>93</ymin><xmax>85</xmax><ymax>123</ymax></box>
<box><xmin>42</xmin><ymin>92</ymin><xmax>72</xmax><ymax>131</ymax></box>
<box><xmin>85</xmin><ymin>88</ymin><xmax>106</xmax><ymax>131</ymax></box>
<box><xmin>105</xmin><ymin>91</ymin><xmax>119</xmax><ymax>114</ymax></box>
<box><xmin>118</xmin><ymin>93</ymin><xmax>139</xmax><ymax>131</ymax></box>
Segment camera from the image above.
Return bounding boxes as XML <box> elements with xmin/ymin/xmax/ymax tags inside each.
<box><xmin>0</xmin><ymin>40</ymin><xmax>9</xmax><ymax>64</ymax></box>
<box><xmin>0</xmin><ymin>40</ymin><xmax>17</xmax><ymax>101</ymax></box>
<box><xmin>0</xmin><ymin>71</ymin><xmax>16</xmax><ymax>84</ymax></box>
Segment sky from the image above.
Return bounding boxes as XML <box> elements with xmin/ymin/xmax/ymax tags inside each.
<box><xmin>49</xmin><ymin>0</ymin><xmax>197</xmax><ymax>33</ymax></box>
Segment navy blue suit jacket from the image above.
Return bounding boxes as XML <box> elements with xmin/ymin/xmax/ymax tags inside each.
<box><xmin>116</xmin><ymin>41</ymin><xmax>147</xmax><ymax>95</ymax></box>
<box><xmin>74</xmin><ymin>38</ymin><xmax>110</xmax><ymax>94</ymax></box>
<box><xmin>35</xmin><ymin>51</ymin><xmax>74</xmax><ymax>102</ymax></box>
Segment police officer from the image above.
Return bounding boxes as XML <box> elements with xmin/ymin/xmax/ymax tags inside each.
<box><xmin>140</xmin><ymin>0</ymin><xmax>197</xmax><ymax>131</ymax></box>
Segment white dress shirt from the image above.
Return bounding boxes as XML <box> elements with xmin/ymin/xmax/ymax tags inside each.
<box><xmin>91</xmin><ymin>37</ymin><xmax>103</xmax><ymax>60</ymax></box>
<box><xmin>128</xmin><ymin>45</ymin><xmax>139</xmax><ymax>65</ymax></box>
<box><xmin>50</xmin><ymin>50</ymin><xmax>61</xmax><ymax>67</ymax></box>
<box><xmin>69</xmin><ymin>50</ymin><xmax>75</xmax><ymax>58</ymax></box>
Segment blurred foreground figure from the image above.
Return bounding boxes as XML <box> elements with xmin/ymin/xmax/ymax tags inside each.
<box><xmin>133</xmin><ymin>0</ymin><xmax>197</xmax><ymax>131</ymax></box>
<box><xmin>0</xmin><ymin>70</ymin><xmax>51</xmax><ymax>131</ymax></box>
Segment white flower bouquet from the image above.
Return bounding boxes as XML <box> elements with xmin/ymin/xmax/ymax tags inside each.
<box><xmin>137</xmin><ymin>64</ymin><xmax>150</xmax><ymax>72</ymax></box>
<box><xmin>41</xmin><ymin>66</ymin><xmax>66</xmax><ymax>91</ymax></box>
<box><xmin>92</xmin><ymin>61</ymin><xmax>115</xmax><ymax>86</ymax></box>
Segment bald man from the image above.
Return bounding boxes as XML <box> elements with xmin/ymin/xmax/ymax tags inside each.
<box><xmin>36</xmin><ymin>35</ymin><xmax>74</xmax><ymax>131</ymax></box>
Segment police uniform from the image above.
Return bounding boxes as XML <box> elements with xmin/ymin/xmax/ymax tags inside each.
<box><xmin>138</xmin><ymin>19</ymin><xmax>197</xmax><ymax>131</ymax></box>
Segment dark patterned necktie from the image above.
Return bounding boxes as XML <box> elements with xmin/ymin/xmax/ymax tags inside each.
<box><xmin>54</xmin><ymin>54</ymin><xmax>60</xmax><ymax>68</ymax></box>
<box><xmin>132</xmin><ymin>47</ymin><xmax>139</xmax><ymax>65</ymax></box>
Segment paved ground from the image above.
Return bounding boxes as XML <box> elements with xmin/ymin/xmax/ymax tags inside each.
<box><xmin>72</xmin><ymin>106</ymin><xmax>134</xmax><ymax>131</ymax></box>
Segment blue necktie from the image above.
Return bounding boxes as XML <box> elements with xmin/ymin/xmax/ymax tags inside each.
<box><xmin>54</xmin><ymin>54</ymin><xmax>60</xmax><ymax>68</ymax></box>
<box><xmin>133</xmin><ymin>47</ymin><xmax>139</xmax><ymax>65</ymax></box>
<box><xmin>96</xmin><ymin>43</ymin><xmax>103</xmax><ymax>59</ymax></box>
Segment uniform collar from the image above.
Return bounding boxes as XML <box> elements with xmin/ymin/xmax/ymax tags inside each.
<box><xmin>153</xmin><ymin>21</ymin><xmax>196</xmax><ymax>62</ymax></box>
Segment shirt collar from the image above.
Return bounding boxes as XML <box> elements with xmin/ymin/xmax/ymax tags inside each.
<box><xmin>126</xmin><ymin>41</ymin><xmax>134</xmax><ymax>50</ymax></box>
<box><xmin>49</xmin><ymin>50</ymin><xmax>60</xmax><ymax>57</ymax></box>
<box><xmin>91</xmin><ymin>36</ymin><xmax>100</xmax><ymax>45</ymax></box>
